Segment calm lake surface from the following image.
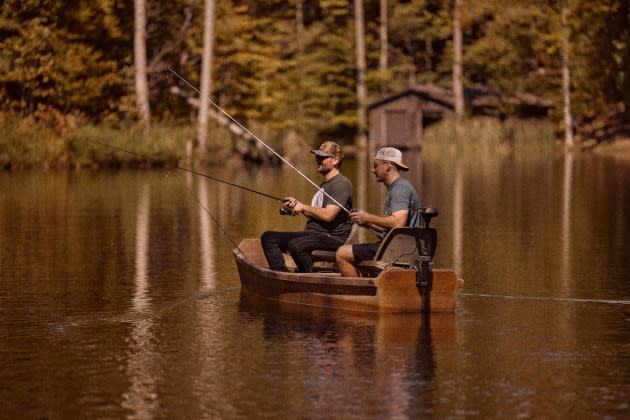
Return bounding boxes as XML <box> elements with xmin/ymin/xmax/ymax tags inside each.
<box><xmin>1</xmin><ymin>149</ymin><xmax>629</xmax><ymax>418</ymax></box>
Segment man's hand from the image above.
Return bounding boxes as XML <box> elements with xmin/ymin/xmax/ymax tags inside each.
<box><xmin>283</xmin><ymin>197</ymin><xmax>304</xmax><ymax>213</ymax></box>
<box><xmin>285</xmin><ymin>197</ymin><xmax>342</xmax><ymax>222</ymax></box>
<box><xmin>349</xmin><ymin>209</ymin><xmax>371</xmax><ymax>225</ymax></box>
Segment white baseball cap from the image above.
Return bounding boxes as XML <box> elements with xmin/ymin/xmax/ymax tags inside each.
<box><xmin>374</xmin><ymin>147</ymin><xmax>409</xmax><ymax>171</ymax></box>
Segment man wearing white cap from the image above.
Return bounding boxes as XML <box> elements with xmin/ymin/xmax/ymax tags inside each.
<box><xmin>336</xmin><ymin>147</ymin><xmax>421</xmax><ymax>277</ymax></box>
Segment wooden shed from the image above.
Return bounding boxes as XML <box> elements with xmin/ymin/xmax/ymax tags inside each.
<box><xmin>368</xmin><ymin>84</ymin><xmax>553</xmax><ymax>150</ymax></box>
<box><xmin>368</xmin><ymin>85</ymin><xmax>454</xmax><ymax>150</ymax></box>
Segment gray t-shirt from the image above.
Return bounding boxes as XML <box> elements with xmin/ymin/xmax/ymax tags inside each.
<box><xmin>303</xmin><ymin>173</ymin><xmax>353</xmax><ymax>240</ymax></box>
<box><xmin>384</xmin><ymin>177</ymin><xmax>421</xmax><ymax>228</ymax></box>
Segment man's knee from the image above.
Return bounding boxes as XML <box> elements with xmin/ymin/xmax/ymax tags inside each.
<box><xmin>336</xmin><ymin>244</ymin><xmax>354</xmax><ymax>262</ymax></box>
<box><xmin>286</xmin><ymin>239</ymin><xmax>303</xmax><ymax>256</ymax></box>
<box><xmin>260</xmin><ymin>231</ymin><xmax>276</xmax><ymax>246</ymax></box>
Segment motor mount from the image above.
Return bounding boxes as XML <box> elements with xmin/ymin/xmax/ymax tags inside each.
<box><xmin>413</xmin><ymin>206</ymin><xmax>439</xmax><ymax>313</ymax></box>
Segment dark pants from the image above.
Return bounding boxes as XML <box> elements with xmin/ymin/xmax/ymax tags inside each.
<box><xmin>260</xmin><ymin>231</ymin><xmax>343</xmax><ymax>273</ymax></box>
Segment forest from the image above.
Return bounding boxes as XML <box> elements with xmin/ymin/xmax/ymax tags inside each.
<box><xmin>1</xmin><ymin>0</ymin><xmax>629</xmax><ymax>168</ymax></box>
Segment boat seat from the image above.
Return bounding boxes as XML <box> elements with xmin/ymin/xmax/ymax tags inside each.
<box><xmin>311</xmin><ymin>222</ymin><xmax>360</xmax><ymax>265</ymax></box>
<box><xmin>359</xmin><ymin>207</ymin><xmax>439</xmax><ymax>275</ymax></box>
<box><xmin>358</xmin><ymin>227</ymin><xmax>436</xmax><ymax>272</ymax></box>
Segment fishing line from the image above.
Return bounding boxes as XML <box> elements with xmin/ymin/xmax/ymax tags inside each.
<box><xmin>87</xmin><ymin>139</ymin><xmax>283</xmax><ymax>202</ymax></box>
<box><xmin>88</xmin><ymin>138</ymin><xmax>257</xmax><ymax>251</ymax></box>
<box><xmin>460</xmin><ymin>292</ymin><xmax>630</xmax><ymax>305</ymax></box>
<box><xmin>169</xmin><ymin>68</ymin><xmax>351</xmax><ymax>214</ymax></box>
<box><xmin>181</xmin><ymin>176</ymin><xmax>239</xmax><ymax>249</ymax></box>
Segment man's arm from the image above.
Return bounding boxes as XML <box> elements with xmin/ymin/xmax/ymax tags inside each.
<box><xmin>350</xmin><ymin>209</ymin><xmax>408</xmax><ymax>229</ymax></box>
<box><xmin>296</xmin><ymin>203</ymin><xmax>342</xmax><ymax>222</ymax></box>
<box><xmin>283</xmin><ymin>198</ymin><xmax>342</xmax><ymax>222</ymax></box>
<box><xmin>284</xmin><ymin>177</ymin><xmax>351</xmax><ymax>222</ymax></box>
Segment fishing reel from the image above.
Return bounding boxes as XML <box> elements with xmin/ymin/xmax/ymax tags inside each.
<box><xmin>279</xmin><ymin>205</ymin><xmax>296</xmax><ymax>216</ymax></box>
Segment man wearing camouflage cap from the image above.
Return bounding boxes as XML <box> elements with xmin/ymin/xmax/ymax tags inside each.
<box><xmin>261</xmin><ymin>141</ymin><xmax>353</xmax><ymax>273</ymax></box>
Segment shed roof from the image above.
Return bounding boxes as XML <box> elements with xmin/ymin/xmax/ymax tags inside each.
<box><xmin>368</xmin><ymin>84</ymin><xmax>453</xmax><ymax>111</ymax></box>
<box><xmin>369</xmin><ymin>84</ymin><xmax>553</xmax><ymax>115</ymax></box>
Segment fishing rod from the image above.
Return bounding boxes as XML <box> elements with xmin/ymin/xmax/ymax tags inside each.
<box><xmin>87</xmin><ymin>139</ymin><xmax>284</xmax><ymax>202</ymax></box>
<box><xmin>169</xmin><ymin>68</ymin><xmax>351</xmax><ymax>214</ymax></box>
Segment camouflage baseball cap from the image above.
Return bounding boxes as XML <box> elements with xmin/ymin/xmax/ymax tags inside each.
<box><xmin>311</xmin><ymin>141</ymin><xmax>344</xmax><ymax>160</ymax></box>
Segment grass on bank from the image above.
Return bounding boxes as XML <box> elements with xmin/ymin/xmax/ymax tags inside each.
<box><xmin>0</xmin><ymin>115</ymin><xmax>595</xmax><ymax>170</ymax></box>
<box><xmin>68</xmin><ymin>124</ymin><xmax>196</xmax><ymax>168</ymax></box>
<box><xmin>0</xmin><ymin>116</ymin><xmax>211</xmax><ymax>169</ymax></box>
<box><xmin>0</xmin><ymin>114</ymin><xmax>290</xmax><ymax>170</ymax></box>
<box><xmin>422</xmin><ymin>117</ymin><xmax>558</xmax><ymax>161</ymax></box>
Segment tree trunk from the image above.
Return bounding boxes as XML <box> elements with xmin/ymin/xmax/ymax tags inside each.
<box><xmin>562</xmin><ymin>0</ymin><xmax>574</xmax><ymax>148</ymax></box>
<box><xmin>296</xmin><ymin>0</ymin><xmax>304</xmax><ymax>55</ymax></box>
<box><xmin>134</xmin><ymin>0</ymin><xmax>151</xmax><ymax>130</ymax></box>
<box><xmin>379</xmin><ymin>0</ymin><xmax>388</xmax><ymax>94</ymax></box>
<box><xmin>354</xmin><ymin>0</ymin><xmax>368</xmax><ymax>148</ymax></box>
<box><xmin>198</xmin><ymin>0</ymin><xmax>216</xmax><ymax>155</ymax></box>
<box><xmin>453</xmin><ymin>0</ymin><xmax>464</xmax><ymax>124</ymax></box>
<box><xmin>625</xmin><ymin>5</ymin><xmax>630</xmax><ymax>112</ymax></box>
<box><xmin>295</xmin><ymin>0</ymin><xmax>305</xmax><ymax>126</ymax></box>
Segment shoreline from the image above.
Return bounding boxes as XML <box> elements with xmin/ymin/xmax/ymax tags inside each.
<box><xmin>2</xmin><ymin>117</ymin><xmax>630</xmax><ymax>171</ymax></box>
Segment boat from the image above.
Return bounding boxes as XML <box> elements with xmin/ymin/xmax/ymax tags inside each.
<box><xmin>232</xmin><ymin>207</ymin><xmax>463</xmax><ymax>313</ymax></box>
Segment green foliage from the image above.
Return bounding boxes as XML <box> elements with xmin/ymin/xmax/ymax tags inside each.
<box><xmin>0</xmin><ymin>0</ymin><xmax>628</xmax><ymax>166</ymax></box>
<box><xmin>388</xmin><ymin>0</ymin><xmax>451</xmax><ymax>86</ymax></box>
<box><xmin>463</xmin><ymin>3</ymin><xmax>560</xmax><ymax>96</ymax></box>
<box><xmin>0</xmin><ymin>115</ymin><xmax>62</xmax><ymax>169</ymax></box>
<box><xmin>0</xmin><ymin>111</ymin><xmax>195</xmax><ymax>169</ymax></box>
<box><xmin>571</xmin><ymin>0</ymin><xmax>630</xmax><ymax>115</ymax></box>
<box><xmin>0</xmin><ymin>0</ymin><xmax>127</xmax><ymax>121</ymax></box>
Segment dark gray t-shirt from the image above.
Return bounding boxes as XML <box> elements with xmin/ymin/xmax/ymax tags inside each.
<box><xmin>303</xmin><ymin>173</ymin><xmax>353</xmax><ymax>240</ymax></box>
<box><xmin>384</xmin><ymin>177</ymin><xmax>421</xmax><ymax>228</ymax></box>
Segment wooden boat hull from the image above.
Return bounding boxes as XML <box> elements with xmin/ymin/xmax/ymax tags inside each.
<box><xmin>233</xmin><ymin>239</ymin><xmax>462</xmax><ymax>313</ymax></box>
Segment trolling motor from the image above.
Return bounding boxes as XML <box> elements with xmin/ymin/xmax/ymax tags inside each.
<box><xmin>413</xmin><ymin>207</ymin><xmax>439</xmax><ymax>313</ymax></box>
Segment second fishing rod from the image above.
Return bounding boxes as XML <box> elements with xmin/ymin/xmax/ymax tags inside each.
<box><xmin>88</xmin><ymin>139</ymin><xmax>284</xmax><ymax>202</ymax></box>
<box><xmin>169</xmin><ymin>68</ymin><xmax>352</xmax><ymax>215</ymax></box>
<box><xmin>89</xmin><ymin>139</ymin><xmax>315</xmax><ymax>217</ymax></box>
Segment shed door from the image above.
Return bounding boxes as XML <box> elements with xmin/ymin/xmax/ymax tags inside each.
<box><xmin>384</xmin><ymin>109</ymin><xmax>409</xmax><ymax>147</ymax></box>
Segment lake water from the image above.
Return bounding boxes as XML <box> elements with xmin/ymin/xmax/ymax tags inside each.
<box><xmin>1</xmin><ymin>149</ymin><xmax>629</xmax><ymax>418</ymax></box>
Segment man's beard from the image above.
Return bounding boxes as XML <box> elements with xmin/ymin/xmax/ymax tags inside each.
<box><xmin>318</xmin><ymin>165</ymin><xmax>332</xmax><ymax>175</ymax></box>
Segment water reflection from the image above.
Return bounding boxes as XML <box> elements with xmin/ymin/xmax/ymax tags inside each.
<box><xmin>453</xmin><ymin>156</ymin><xmax>464</xmax><ymax>276</ymax></box>
<box><xmin>561</xmin><ymin>152</ymin><xmax>573</xmax><ymax>289</ymax></box>
<box><xmin>196</xmin><ymin>175</ymin><xmax>216</xmax><ymax>289</ymax></box>
<box><xmin>132</xmin><ymin>184</ymin><xmax>151</xmax><ymax>312</ymax></box>
<box><xmin>237</xmin><ymin>291</ymin><xmax>457</xmax><ymax>417</ymax></box>
<box><xmin>123</xmin><ymin>183</ymin><xmax>159</xmax><ymax>417</ymax></box>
